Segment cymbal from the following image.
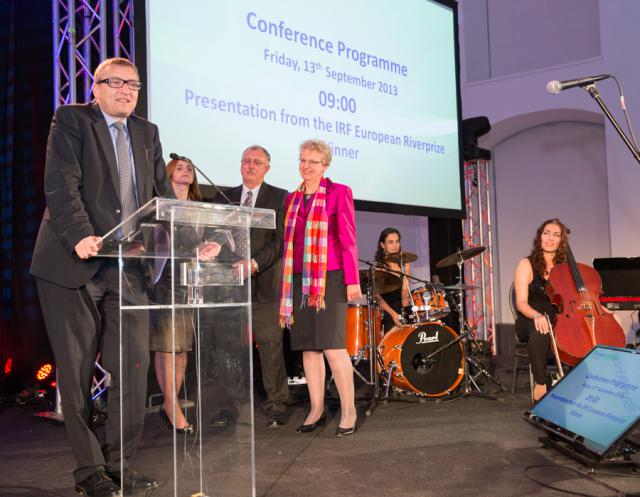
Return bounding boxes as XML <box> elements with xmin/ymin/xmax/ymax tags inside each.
<box><xmin>384</xmin><ymin>251</ymin><xmax>418</xmax><ymax>264</ymax></box>
<box><xmin>435</xmin><ymin>246</ymin><xmax>485</xmax><ymax>268</ymax></box>
<box><xmin>443</xmin><ymin>283</ymin><xmax>479</xmax><ymax>291</ymax></box>
<box><xmin>359</xmin><ymin>268</ymin><xmax>402</xmax><ymax>294</ymax></box>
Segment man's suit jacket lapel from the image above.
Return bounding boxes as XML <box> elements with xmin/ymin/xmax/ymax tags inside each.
<box><xmin>254</xmin><ymin>182</ymin><xmax>271</xmax><ymax>209</ymax></box>
<box><xmin>128</xmin><ymin>116</ymin><xmax>152</xmax><ymax>204</ymax></box>
<box><xmin>226</xmin><ymin>185</ymin><xmax>242</xmax><ymax>205</ymax></box>
<box><xmin>90</xmin><ymin>105</ymin><xmax>120</xmax><ymax>200</ymax></box>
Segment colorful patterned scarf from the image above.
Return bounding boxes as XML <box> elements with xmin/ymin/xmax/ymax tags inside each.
<box><xmin>279</xmin><ymin>177</ymin><xmax>329</xmax><ymax>328</ymax></box>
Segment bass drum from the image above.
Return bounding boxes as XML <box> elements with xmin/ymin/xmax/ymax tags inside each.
<box><xmin>377</xmin><ymin>323</ymin><xmax>464</xmax><ymax>397</ymax></box>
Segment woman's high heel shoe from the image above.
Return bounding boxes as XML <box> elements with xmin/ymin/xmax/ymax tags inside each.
<box><xmin>296</xmin><ymin>412</ymin><xmax>327</xmax><ymax>433</ymax></box>
<box><xmin>159</xmin><ymin>407</ymin><xmax>195</xmax><ymax>435</ymax></box>
<box><xmin>335</xmin><ymin>420</ymin><xmax>357</xmax><ymax>437</ymax></box>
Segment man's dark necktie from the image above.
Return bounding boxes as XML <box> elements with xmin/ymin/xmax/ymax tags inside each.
<box><xmin>242</xmin><ymin>190</ymin><xmax>253</xmax><ymax>208</ymax></box>
<box><xmin>235</xmin><ymin>190</ymin><xmax>253</xmax><ymax>258</ymax></box>
<box><xmin>113</xmin><ymin>122</ymin><xmax>138</xmax><ymax>236</ymax></box>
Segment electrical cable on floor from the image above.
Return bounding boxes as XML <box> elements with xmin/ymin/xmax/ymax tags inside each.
<box><xmin>588</xmin><ymin>468</ymin><xmax>640</xmax><ymax>497</ymax></box>
<box><xmin>524</xmin><ymin>463</ymin><xmax>634</xmax><ymax>497</ymax></box>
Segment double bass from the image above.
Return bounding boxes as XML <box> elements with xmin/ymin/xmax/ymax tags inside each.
<box><xmin>545</xmin><ymin>245</ymin><xmax>626</xmax><ymax>366</ymax></box>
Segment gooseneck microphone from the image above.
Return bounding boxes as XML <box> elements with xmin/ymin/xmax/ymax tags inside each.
<box><xmin>546</xmin><ymin>74</ymin><xmax>611</xmax><ymax>94</ymax></box>
<box><xmin>169</xmin><ymin>153</ymin><xmax>234</xmax><ymax>204</ymax></box>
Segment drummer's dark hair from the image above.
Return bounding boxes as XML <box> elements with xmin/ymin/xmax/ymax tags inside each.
<box><xmin>375</xmin><ymin>227</ymin><xmax>401</xmax><ymax>263</ymax></box>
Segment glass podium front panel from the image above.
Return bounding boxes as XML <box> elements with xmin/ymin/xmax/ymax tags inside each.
<box><xmin>98</xmin><ymin>198</ymin><xmax>275</xmax><ymax>497</ymax></box>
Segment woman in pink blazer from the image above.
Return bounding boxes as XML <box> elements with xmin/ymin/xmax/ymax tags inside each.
<box><xmin>279</xmin><ymin>139</ymin><xmax>361</xmax><ymax>436</ymax></box>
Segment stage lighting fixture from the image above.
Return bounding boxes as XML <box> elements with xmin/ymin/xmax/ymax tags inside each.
<box><xmin>36</xmin><ymin>363</ymin><xmax>53</xmax><ymax>381</ymax></box>
<box><xmin>4</xmin><ymin>357</ymin><xmax>12</xmax><ymax>374</ymax></box>
<box><xmin>461</xmin><ymin>116</ymin><xmax>492</xmax><ymax>161</ymax></box>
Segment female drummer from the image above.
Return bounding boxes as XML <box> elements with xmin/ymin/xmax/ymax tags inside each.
<box><xmin>373</xmin><ymin>228</ymin><xmax>411</xmax><ymax>332</ymax></box>
<box><xmin>513</xmin><ymin>218</ymin><xmax>569</xmax><ymax>401</ymax></box>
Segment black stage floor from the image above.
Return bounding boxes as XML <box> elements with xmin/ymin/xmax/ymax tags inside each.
<box><xmin>2</xmin><ymin>365</ymin><xmax>640</xmax><ymax>497</ymax></box>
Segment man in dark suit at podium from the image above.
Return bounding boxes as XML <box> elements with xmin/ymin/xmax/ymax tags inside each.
<box><xmin>214</xmin><ymin>145</ymin><xmax>289</xmax><ymax>427</ymax></box>
<box><xmin>30</xmin><ymin>57</ymin><xmax>219</xmax><ymax>497</ymax></box>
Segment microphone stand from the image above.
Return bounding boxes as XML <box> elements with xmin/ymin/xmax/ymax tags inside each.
<box><xmin>583</xmin><ymin>83</ymin><xmax>640</xmax><ymax>165</ymax></box>
<box><xmin>345</xmin><ymin>259</ymin><xmax>382</xmax><ymax>416</ymax></box>
<box><xmin>364</xmin><ymin>262</ymin><xmax>380</xmax><ymax>416</ymax></box>
<box><xmin>363</xmin><ymin>263</ymin><xmax>438</xmax><ymax>288</ymax></box>
<box><xmin>398</xmin><ymin>251</ymin><xmax>417</xmax><ymax>313</ymax></box>
<box><xmin>191</xmin><ymin>163</ymin><xmax>236</xmax><ymax>205</ymax></box>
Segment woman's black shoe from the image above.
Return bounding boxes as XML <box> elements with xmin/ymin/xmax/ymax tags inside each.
<box><xmin>335</xmin><ymin>420</ymin><xmax>357</xmax><ymax>437</ymax></box>
<box><xmin>296</xmin><ymin>412</ymin><xmax>327</xmax><ymax>433</ymax></box>
<box><xmin>159</xmin><ymin>406</ymin><xmax>195</xmax><ymax>435</ymax></box>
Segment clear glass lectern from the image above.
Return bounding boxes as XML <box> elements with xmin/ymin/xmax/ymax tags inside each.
<box><xmin>98</xmin><ymin>197</ymin><xmax>275</xmax><ymax>497</ymax></box>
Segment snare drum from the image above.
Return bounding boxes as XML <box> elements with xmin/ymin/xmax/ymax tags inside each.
<box><xmin>377</xmin><ymin>322</ymin><xmax>464</xmax><ymax>397</ymax></box>
<box><xmin>345</xmin><ymin>304</ymin><xmax>383</xmax><ymax>360</ymax></box>
<box><xmin>410</xmin><ymin>287</ymin><xmax>450</xmax><ymax>322</ymax></box>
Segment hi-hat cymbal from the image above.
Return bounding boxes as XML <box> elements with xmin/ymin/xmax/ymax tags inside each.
<box><xmin>359</xmin><ymin>268</ymin><xmax>402</xmax><ymax>294</ymax></box>
<box><xmin>435</xmin><ymin>246</ymin><xmax>485</xmax><ymax>268</ymax></box>
<box><xmin>384</xmin><ymin>251</ymin><xmax>418</xmax><ymax>264</ymax></box>
<box><xmin>443</xmin><ymin>283</ymin><xmax>479</xmax><ymax>291</ymax></box>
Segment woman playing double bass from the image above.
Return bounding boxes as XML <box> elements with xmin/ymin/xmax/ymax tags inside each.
<box><xmin>513</xmin><ymin>218</ymin><xmax>569</xmax><ymax>401</ymax></box>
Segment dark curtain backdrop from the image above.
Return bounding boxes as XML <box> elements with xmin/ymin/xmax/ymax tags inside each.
<box><xmin>0</xmin><ymin>2</ymin><xmax>53</xmax><ymax>393</ymax></box>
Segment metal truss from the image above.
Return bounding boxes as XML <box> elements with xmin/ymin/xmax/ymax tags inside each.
<box><xmin>52</xmin><ymin>0</ymin><xmax>134</xmax><ymax>107</ymax></box>
<box><xmin>462</xmin><ymin>159</ymin><xmax>497</xmax><ymax>353</ymax></box>
<box><xmin>112</xmin><ymin>0</ymin><xmax>135</xmax><ymax>62</ymax></box>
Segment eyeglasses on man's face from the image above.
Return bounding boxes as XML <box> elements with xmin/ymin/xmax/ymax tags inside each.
<box><xmin>241</xmin><ymin>158</ymin><xmax>267</xmax><ymax>167</ymax></box>
<box><xmin>97</xmin><ymin>77</ymin><xmax>143</xmax><ymax>91</ymax></box>
<box><xmin>298</xmin><ymin>158</ymin><xmax>323</xmax><ymax>166</ymax></box>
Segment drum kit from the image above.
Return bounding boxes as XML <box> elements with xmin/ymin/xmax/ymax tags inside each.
<box><xmin>350</xmin><ymin>246</ymin><xmax>505</xmax><ymax>412</ymax></box>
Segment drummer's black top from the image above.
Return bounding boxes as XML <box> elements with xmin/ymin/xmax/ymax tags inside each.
<box><xmin>380</xmin><ymin>286</ymin><xmax>403</xmax><ymax>332</ymax></box>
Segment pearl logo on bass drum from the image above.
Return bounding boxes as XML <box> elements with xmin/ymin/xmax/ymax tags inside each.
<box><xmin>416</xmin><ymin>330</ymin><xmax>439</xmax><ymax>344</ymax></box>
